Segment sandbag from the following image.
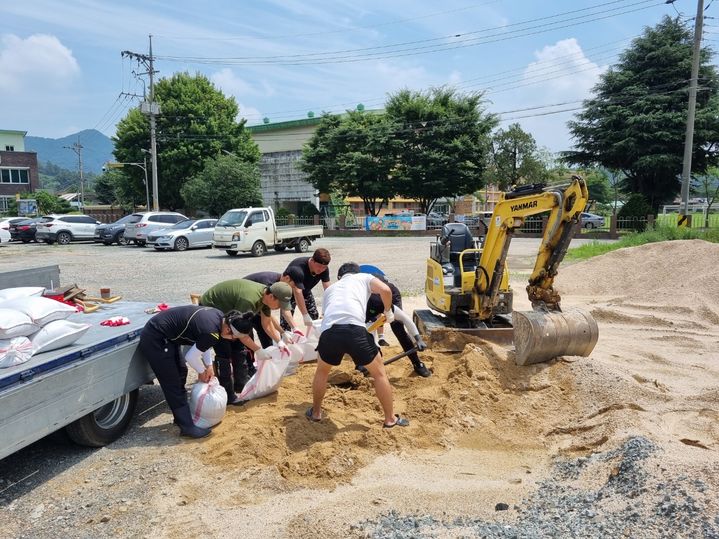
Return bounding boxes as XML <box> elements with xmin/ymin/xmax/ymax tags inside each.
<box><xmin>0</xmin><ymin>337</ymin><xmax>34</xmax><ymax>368</ymax></box>
<box><xmin>30</xmin><ymin>320</ymin><xmax>91</xmax><ymax>355</ymax></box>
<box><xmin>0</xmin><ymin>287</ymin><xmax>45</xmax><ymax>302</ymax></box>
<box><xmin>238</xmin><ymin>346</ymin><xmax>291</xmax><ymax>401</ymax></box>
<box><xmin>0</xmin><ymin>297</ymin><xmax>77</xmax><ymax>327</ymax></box>
<box><xmin>0</xmin><ymin>308</ymin><xmax>39</xmax><ymax>339</ymax></box>
<box><xmin>189</xmin><ymin>377</ymin><xmax>227</xmax><ymax>429</ymax></box>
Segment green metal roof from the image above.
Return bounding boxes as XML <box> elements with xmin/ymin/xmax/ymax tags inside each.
<box><xmin>0</xmin><ymin>129</ymin><xmax>27</xmax><ymax>136</ymax></box>
<box><xmin>248</xmin><ymin>117</ymin><xmax>323</xmax><ymax>133</ymax></box>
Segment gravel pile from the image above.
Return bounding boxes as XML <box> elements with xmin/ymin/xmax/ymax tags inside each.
<box><xmin>357</xmin><ymin>437</ymin><xmax>719</xmax><ymax>538</ymax></box>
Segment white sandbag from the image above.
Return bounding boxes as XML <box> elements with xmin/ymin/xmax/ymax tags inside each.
<box><xmin>0</xmin><ymin>308</ymin><xmax>39</xmax><ymax>339</ymax></box>
<box><xmin>0</xmin><ymin>287</ymin><xmax>45</xmax><ymax>302</ymax></box>
<box><xmin>0</xmin><ymin>297</ymin><xmax>77</xmax><ymax>327</ymax></box>
<box><xmin>0</xmin><ymin>337</ymin><xmax>34</xmax><ymax>368</ymax></box>
<box><xmin>30</xmin><ymin>320</ymin><xmax>91</xmax><ymax>354</ymax></box>
<box><xmin>238</xmin><ymin>346</ymin><xmax>291</xmax><ymax>401</ymax></box>
<box><xmin>190</xmin><ymin>377</ymin><xmax>227</xmax><ymax>429</ymax></box>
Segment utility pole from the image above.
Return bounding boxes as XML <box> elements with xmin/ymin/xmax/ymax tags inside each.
<box><xmin>679</xmin><ymin>0</ymin><xmax>705</xmax><ymax>227</ymax></box>
<box><xmin>122</xmin><ymin>35</ymin><xmax>160</xmax><ymax>211</ymax></box>
<box><xmin>64</xmin><ymin>137</ymin><xmax>84</xmax><ymax>211</ymax></box>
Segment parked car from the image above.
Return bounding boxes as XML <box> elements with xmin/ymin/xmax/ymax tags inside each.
<box><xmin>35</xmin><ymin>214</ymin><xmax>102</xmax><ymax>244</ymax></box>
<box><xmin>581</xmin><ymin>212</ymin><xmax>605</xmax><ymax>229</ymax></box>
<box><xmin>9</xmin><ymin>217</ymin><xmax>50</xmax><ymax>243</ymax></box>
<box><xmin>0</xmin><ymin>217</ymin><xmax>27</xmax><ymax>235</ymax></box>
<box><xmin>123</xmin><ymin>211</ymin><xmax>187</xmax><ymax>246</ymax></box>
<box><xmin>426</xmin><ymin>212</ymin><xmax>447</xmax><ymax>227</ymax></box>
<box><xmin>0</xmin><ymin>227</ymin><xmax>10</xmax><ymax>244</ymax></box>
<box><xmin>149</xmin><ymin>218</ymin><xmax>217</xmax><ymax>251</ymax></box>
<box><xmin>95</xmin><ymin>214</ymin><xmax>138</xmax><ymax>246</ymax></box>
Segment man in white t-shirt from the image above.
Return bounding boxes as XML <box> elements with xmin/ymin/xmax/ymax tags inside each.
<box><xmin>306</xmin><ymin>262</ymin><xmax>410</xmax><ymax>428</ymax></box>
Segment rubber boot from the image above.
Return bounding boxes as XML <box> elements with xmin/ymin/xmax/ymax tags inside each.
<box><xmin>172</xmin><ymin>404</ymin><xmax>211</xmax><ymax>438</ymax></box>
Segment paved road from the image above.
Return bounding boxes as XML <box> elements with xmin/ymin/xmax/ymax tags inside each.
<box><xmin>0</xmin><ymin>235</ymin><xmax>606</xmax><ymax>304</ymax></box>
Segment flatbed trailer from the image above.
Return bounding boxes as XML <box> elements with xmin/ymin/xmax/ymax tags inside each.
<box><xmin>0</xmin><ymin>266</ymin><xmax>156</xmax><ymax>459</ymax></box>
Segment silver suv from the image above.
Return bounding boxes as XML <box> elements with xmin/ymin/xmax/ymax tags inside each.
<box><xmin>35</xmin><ymin>214</ymin><xmax>102</xmax><ymax>245</ymax></box>
<box><xmin>123</xmin><ymin>211</ymin><xmax>187</xmax><ymax>246</ymax></box>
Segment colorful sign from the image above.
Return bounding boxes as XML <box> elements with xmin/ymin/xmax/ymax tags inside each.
<box><xmin>364</xmin><ymin>215</ymin><xmax>426</xmax><ymax>231</ymax></box>
<box><xmin>18</xmin><ymin>199</ymin><xmax>38</xmax><ymax>216</ymax></box>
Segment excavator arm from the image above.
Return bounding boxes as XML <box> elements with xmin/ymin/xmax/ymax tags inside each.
<box><xmin>473</xmin><ymin>175</ymin><xmax>590</xmax><ymax>320</ymax></box>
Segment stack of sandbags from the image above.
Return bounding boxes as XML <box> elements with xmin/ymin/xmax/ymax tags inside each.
<box><xmin>0</xmin><ymin>287</ymin><xmax>90</xmax><ymax>368</ymax></box>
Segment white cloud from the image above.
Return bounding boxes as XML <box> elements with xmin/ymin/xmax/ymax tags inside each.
<box><xmin>0</xmin><ymin>33</ymin><xmax>79</xmax><ymax>93</ymax></box>
<box><xmin>237</xmin><ymin>103</ymin><xmax>263</xmax><ymax>123</ymax></box>
<box><xmin>522</xmin><ymin>38</ymin><xmax>605</xmax><ymax>100</ymax></box>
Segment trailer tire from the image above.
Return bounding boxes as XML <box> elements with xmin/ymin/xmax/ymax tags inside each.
<box><xmin>226</xmin><ymin>250</ymin><xmax>239</xmax><ymax>256</ymax></box>
<box><xmin>295</xmin><ymin>238</ymin><xmax>311</xmax><ymax>253</ymax></box>
<box><xmin>251</xmin><ymin>240</ymin><xmax>267</xmax><ymax>257</ymax></box>
<box><xmin>65</xmin><ymin>389</ymin><xmax>139</xmax><ymax>447</ymax></box>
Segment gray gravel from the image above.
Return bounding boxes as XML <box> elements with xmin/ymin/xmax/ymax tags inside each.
<box><xmin>357</xmin><ymin>437</ymin><xmax>719</xmax><ymax>538</ymax></box>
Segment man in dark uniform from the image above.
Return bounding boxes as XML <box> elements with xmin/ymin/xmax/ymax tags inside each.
<box><xmin>280</xmin><ymin>247</ymin><xmax>331</xmax><ymax>332</ymax></box>
<box><xmin>138</xmin><ymin>305</ymin><xmax>251</xmax><ymax>438</ymax></box>
<box><xmin>200</xmin><ymin>279</ymin><xmax>293</xmax><ymax>404</ymax></box>
<box><xmin>365</xmin><ymin>274</ymin><xmax>430</xmax><ymax>377</ymax></box>
<box><xmin>244</xmin><ymin>266</ymin><xmax>306</xmax><ymax>347</ymax></box>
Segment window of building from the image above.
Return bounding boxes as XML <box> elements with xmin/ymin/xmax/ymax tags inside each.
<box><xmin>5</xmin><ymin>145</ymin><xmax>15</xmax><ymax>151</ymax></box>
<box><xmin>0</xmin><ymin>196</ymin><xmax>13</xmax><ymax>211</ymax></box>
<box><xmin>0</xmin><ymin>168</ymin><xmax>29</xmax><ymax>184</ymax></box>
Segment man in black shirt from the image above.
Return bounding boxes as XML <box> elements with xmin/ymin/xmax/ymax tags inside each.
<box><xmin>280</xmin><ymin>247</ymin><xmax>331</xmax><ymax>332</ymax></box>
<box><xmin>244</xmin><ymin>266</ymin><xmax>305</xmax><ymax>346</ymax></box>
<box><xmin>365</xmin><ymin>274</ymin><xmax>431</xmax><ymax>377</ymax></box>
<box><xmin>139</xmin><ymin>305</ymin><xmax>252</xmax><ymax>438</ymax></box>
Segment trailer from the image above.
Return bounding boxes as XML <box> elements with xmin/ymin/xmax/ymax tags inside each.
<box><xmin>0</xmin><ymin>266</ymin><xmax>156</xmax><ymax>460</ymax></box>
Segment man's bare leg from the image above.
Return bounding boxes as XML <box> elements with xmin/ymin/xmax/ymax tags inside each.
<box><xmin>311</xmin><ymin>358</ymin><xmax>332</xmax><ymax>419</ymax></box>
<box><xmin>362</xmin><ymin>353</ymin><xmax>395</xmax><ymax>425</ymax></box>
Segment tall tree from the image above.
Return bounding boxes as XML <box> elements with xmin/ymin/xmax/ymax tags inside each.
<box><xmin>385</xmin><ymin>88</ymin><xmax>496</xmax><ymax>215</ymax></box>
<box><xmin>565</xmin><ymin>16</ymin><xmax>719</xmax><ymax>212</ymax></box>
<box><xmin>180</xmin><ymin>153</ymin><xmax>262</xmax><ymax>216</ymax></box>
<box><xmin>485</xmin><ymin>123</ymin><xmax>548</xmax><ymax>190</ymax></box>
<box><xmin>302</xmin><ymin>111</ymin><xmax>399</xmax><ymax>216</ymax></box>
<box><xmin>114</xmin><ymin>72</ymin><xmax>259</xmax><ymax>210</ymax></box>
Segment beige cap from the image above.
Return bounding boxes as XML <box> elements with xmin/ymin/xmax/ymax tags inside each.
<box><xmin>269</xmin><ymin>282</ymin><xmax>293</xmax><ymax>310</ymax></box>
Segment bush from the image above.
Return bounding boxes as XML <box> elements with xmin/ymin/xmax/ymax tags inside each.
<box><xmin>618</xmin><ymin>193</ymin><xmax>652</xmax><ymax>231</ymax></box>
<box><xmin>275</xmin><ymin>207</ymin><xmax>292</xmax><ymax>219</ymax></box>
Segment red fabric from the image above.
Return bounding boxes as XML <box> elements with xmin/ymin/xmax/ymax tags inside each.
<box><xmin>100</xmin><ymin>316</ymin><xmax>130</xmax><ymax>327</ymax></box>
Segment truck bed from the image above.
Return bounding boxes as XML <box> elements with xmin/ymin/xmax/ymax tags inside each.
<box><xmin>0</xmin><ymin>302</ymin><xmax>157</xmax><ymax>459</ymax></box>
<box><xmin>275</xmin><ymin>224</ymin><xmax>323</xmax><ymax>241</ymax></box>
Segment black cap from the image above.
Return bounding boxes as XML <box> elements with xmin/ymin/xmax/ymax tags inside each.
<box><xmin>282</xmin><ymin>266</ymin><xmax>305</xmax><ymax>289</ymax></box>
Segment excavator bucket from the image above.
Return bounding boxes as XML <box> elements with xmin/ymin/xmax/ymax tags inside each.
<box><xmin>512</xmin><ymin>308</ymin><xmax>599</xmax><ymax>365</ymax></box>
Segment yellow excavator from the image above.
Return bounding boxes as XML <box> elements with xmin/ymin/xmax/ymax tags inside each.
<box><xmin>413</xmin><ymin>175</ymin><xmax>599</xmax><ymax>365</ymax></box>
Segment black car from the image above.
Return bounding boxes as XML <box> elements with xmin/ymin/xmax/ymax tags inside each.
<box><xmin>9</xmin><ymin>217</ymin><xmax>51</xmax><ymax>243</ymax></box>
<box><xmin>95</xmin><ymin>214</ymin><xmax>136</xmax><ymax>245</ymax></box>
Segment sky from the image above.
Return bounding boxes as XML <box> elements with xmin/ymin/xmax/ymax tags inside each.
<box><xmin>0</xmin><ymin>0</ymin><xmax>709</xmax><ymax>153</ymax></box>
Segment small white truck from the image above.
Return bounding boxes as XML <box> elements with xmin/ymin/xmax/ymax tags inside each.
<box><xmin>212</xmin><ymin>206</ymin><xmax>324</xmax><ymax>257</ymax></box>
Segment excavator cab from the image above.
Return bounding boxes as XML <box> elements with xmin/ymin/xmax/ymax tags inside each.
<box><xmin>416</xmin><ymin>176</ymin><xmax>599</xmax><ymax>365</ymax></box>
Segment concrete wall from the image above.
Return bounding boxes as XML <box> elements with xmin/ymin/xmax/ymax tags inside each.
<box><xmin>0</xmin><ymin>131</ymin><xmax>26</xmax><ymax>152</ymax></box>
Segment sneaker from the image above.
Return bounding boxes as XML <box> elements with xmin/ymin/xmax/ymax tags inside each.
<box><xmin>378</xmin><ymin>338</ymin><xmax>390</xmax><ymax>347</ymax></box>
<box><xmin>413</xmin><ymin>362</ymin><xmax>431</xmax><ymax>378</ymax></box>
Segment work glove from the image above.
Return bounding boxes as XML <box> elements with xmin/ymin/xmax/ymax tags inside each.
<box><xmin>281</xmin><ymin>331</ymin><xmax>295</xmax><ymax>345</ymax></box>
<box><xmin>277</xmin><ymin>341</ymin><xmax>291</xmax><ymax>357</ymax></box>
<box><xmin>292</xmin><ymin>328</ymin><xmax>305</xmax><ymax>338</ymax></box>
<box><xmin>302</xmin><ymin>313</ymin><xmax>313</xmax><ymax>326</ymax></box>
<box><xmin>414</xmin><ymin>335</ymin><xmax>428</xmax><ymax>352</ymax></box>
<box><xmin>383</xmin><ymin>308</ymin><xmax>395</xmax><ymax>324</ymax></box>
<box><xmin>255</xmin><ymin>349</ymin><xmax>271</xmax><ymax>361</ymax></box>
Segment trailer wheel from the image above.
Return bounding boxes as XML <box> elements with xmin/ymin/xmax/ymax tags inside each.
<box><xmin>251</xmin><ymin>240</ymin><xmax>267</xmax><ymax>257</ymax></box>
<box><xmin>295</xmin><ymin>238</ymin><xmax>310</xmax><ymax>253</ymax></box>
<box><xmin>65</xmin><ymin>389</ymin><xmax>139</xmax><ymax>447</ymax></box>
<box><xmin>226</xmin><ymin>250</ymin><xmax>239</xmax><ymax>256</ymax></box>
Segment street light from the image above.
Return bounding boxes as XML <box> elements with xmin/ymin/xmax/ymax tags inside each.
<box><xmin>105</xmin><ymin>160</ymin><xmax>150</xmax><ymax>210</ymax></box>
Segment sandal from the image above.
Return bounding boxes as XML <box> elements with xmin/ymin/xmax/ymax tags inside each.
<box><xmin>383</xmin><ymin>414</ymin><xmax>410</xmax><ymax>428</ymax></box>
<box><xmin>305</xmin><ymin>407</ymin><xmax>322</xmax><ymax>422</ymax></box>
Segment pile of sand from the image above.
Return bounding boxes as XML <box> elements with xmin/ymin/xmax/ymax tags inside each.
<box><xmin>183</xmin><ymin>240</ymin><xmax>719</xmax><ymax>490</ymax></box>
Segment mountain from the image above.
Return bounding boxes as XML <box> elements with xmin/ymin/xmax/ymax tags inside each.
<box><xmin>25</xmin><ymin>129</ymin><xmax>114</xmax><ymax>174</ymax></box>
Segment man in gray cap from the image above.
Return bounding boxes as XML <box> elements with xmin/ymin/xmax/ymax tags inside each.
<box><xmin>200</xmin><ymin>279</ymin><xmax>293</xmax><ymax>404</ymax></box>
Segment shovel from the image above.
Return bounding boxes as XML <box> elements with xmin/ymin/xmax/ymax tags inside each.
<box><xmin>358</xmin><ymin>347</ymin><xmax>419</xmax><ymax>376</ymax></box>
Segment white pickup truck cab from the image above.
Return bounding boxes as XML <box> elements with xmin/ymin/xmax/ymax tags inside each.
<box><xmin>213</xmin><ymin>207</ymin><xmax>324</xmax><ymax>257</ymax></box>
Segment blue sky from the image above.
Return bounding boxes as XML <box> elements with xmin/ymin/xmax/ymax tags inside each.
<box><xmin>0</xmin><ymin>0</ymin><xmax>704</xmax><ymax>152</ymax></box>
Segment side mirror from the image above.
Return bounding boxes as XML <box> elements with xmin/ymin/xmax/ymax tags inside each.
<box><xmin>190</xmin><ymin>225</ymin><xmax>198</xmax><ymax>230</ymax></box>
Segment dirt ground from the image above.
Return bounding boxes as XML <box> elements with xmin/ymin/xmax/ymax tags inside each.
<box><xmin>3</xmin><ymin>239</ymin><xmax>718</xmax><ymax>538</ymax></box>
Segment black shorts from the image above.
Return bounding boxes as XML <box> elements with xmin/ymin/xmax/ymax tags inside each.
<box><xmin>317</xmin><ymin>324</ymin><xmax>378</xmax><ymax>367</ymax></box>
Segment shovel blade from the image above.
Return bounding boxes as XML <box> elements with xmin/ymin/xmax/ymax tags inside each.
<box><xmin>513</xmin><ymin>308</ymin><xmax>599</xmax><ymax>365</ymax></box>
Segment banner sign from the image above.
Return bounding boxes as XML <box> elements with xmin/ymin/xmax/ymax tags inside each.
<box><xmin>365</xmin><ymin>215</ymin><xmax>426</xmax><ymax>231</ymax></box>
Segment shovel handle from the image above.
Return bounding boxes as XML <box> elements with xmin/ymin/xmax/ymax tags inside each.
<box><xmin>383</xmin><ymin>347</ymin><xmax>418</xmax><ymax>366</ymax></box>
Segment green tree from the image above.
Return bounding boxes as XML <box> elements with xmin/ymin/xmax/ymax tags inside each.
<box><xmin>565</xmin><ymin>16</ymin><xmax>719</xmax><ymax>212</ymax></box>
<box><xmin>385</xmin><ymin>87</ymin><xmax>496</xmax><ymax>214</ymax></box>
<box><xmin>114</xmin><ymin>72</ymin><xmax>259</xmax><ymax>210</ymax></box>
<box><xmin>485</xmin><ymin>123</ymin><xmax>548</xmax><ymax>190</ymax></box>
<box><xmin>93</xmin><ymin>171</ymin><xmax>123</xmax><ymax>205</ymax></box>
<box><xmin>180</xmin><ymin>153</ymin><xmax>262</xmax><ymax>216</ymax></box>
<box><xmin>580</xmin><ymin>168</ymin><xmax>611</xmax><ymax>205</ymax></box>
<box><xmin>302</xmin><ymin>111</ymin><xmax>399</xmax><ymax>216</ymax></box>
<box><xmin>618</xmin><ymin>193</ymin><xmax>652</xmax><ymax>231</ymax></box>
